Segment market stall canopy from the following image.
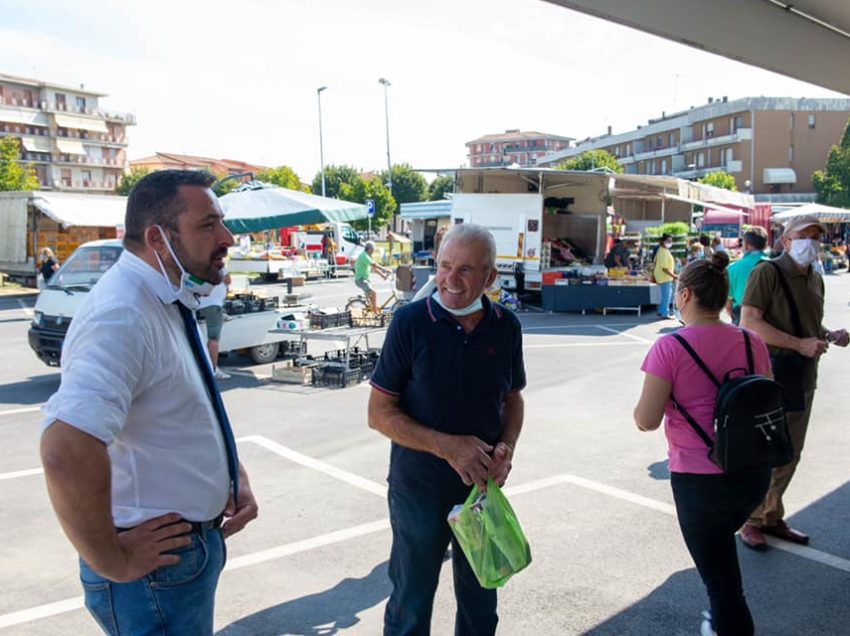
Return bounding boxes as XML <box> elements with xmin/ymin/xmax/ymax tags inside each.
<box><xmin>773</xmin><ymin>202</ymin><xmax>850</xmax><ymax>223</ymax></box>
<box><xmin>31</xmin><ymin>192</ymin><xmax>127</xmax><ymax>228</ymax></box>
<box><xmin>220</xmin><ymin>181</ymin><xmax>368</xmax><ymax>233</ymax></box>
<box><xmin>544</xmin><ymin>0</ymin><xmax>850</xmax><ymax>94</ymax></box>
<box><xmin>399</xmin><ymin>200</ymin><xmax>452</xmax><ymax>220</ymax></box>
<box><xmin>387</xmin><ymin>231</ymin><xmax>412</xmax><ymax>244</ymax></box>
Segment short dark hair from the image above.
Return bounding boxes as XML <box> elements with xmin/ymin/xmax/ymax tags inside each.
<box><xmin>698</xmin><ymin>234</ymin><xmax>710</xmax><ymax>247</ymax></box>
<box><xmin>678</xmin><ymin>251</ymin><xmax>730</xmax><ymax>312</ymax></box>
<box><xmin>123</xmin><ymin>170</ymin><xmax>216</xmax><ymax>249</ymax></box>
<box><xmin>743</xmin><ymin>226</ymin><xmax>768</xmax><ymax>250</ymax></box>
<box><xmin>658</xmin><ymin>233</ymin><xmax>672</xmax><ymax>244</ymax></box>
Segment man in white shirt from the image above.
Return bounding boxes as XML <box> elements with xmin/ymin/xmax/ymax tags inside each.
<box><xmin>40</xmin><ymin>170</ymin><xmax>258</xmax><ymax>635</ymax></box>
<box><xmin>198</xmin><ymin>271</ymin><xmax>232</xmax><ymax>380</ymax></box>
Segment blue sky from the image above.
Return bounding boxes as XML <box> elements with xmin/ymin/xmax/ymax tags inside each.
<box><xmin>1</xmin><ymin>0</ymin><xmax>843</xmax><ymax>181</ymax></box>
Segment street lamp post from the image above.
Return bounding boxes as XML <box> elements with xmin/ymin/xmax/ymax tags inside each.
<box><xmin>317</xmin><ymin>86</ymin><xmax>327</xmax><ymax>197</ymax></box>
<box><xmin>378</xmin><ymin>78</ymin><xmax>392</xmax><ymax>206</ymax></box>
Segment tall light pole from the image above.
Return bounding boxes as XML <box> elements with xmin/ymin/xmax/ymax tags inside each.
<box><xmin>317</xmin><ymin>86</ymin><xmax>327</xmax><ymax>197</ymax></box>
<box><xmin>378</xmin><ymin>78</ymin><xmax>392</xmax><ymax>203</ymax></box>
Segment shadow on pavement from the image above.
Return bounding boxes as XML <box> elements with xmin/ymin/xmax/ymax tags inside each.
<box><xmin>583</xmin><ymin>480</ymin><xmax>850</xmax><ymax>635</ymax></box>
<box><xmin>217</xmin><ymin>561</ymin><xmax>390</xmax><ymax>636</ymax></box>
<box><xmin>0</xmin><ymin>374</ymin><xmax>60</xmax><ymax>406</ymax></box>
<box><xmin>646</xmin><ymin>459</ymin><xmax>670</xmax><ymax>481</ymax></box>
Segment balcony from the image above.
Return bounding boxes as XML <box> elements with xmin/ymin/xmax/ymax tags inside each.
<box><xmin>680</xmin><ymin>128</ymin><xmax>752</xmax><ymax>152</ymax></box>
<box><xmin>0</xmin><ymin>98</ymin><xmax>137</xmax><ymax>127</ymax></box>
<box><xmin>54</xmin><ymin>130</ymin><xmax>127</xmax><ymax>145</ymax></box>
<box><xmin>633</xmin><ymin>145</ymin><xmax>680</xmax><ymax>162</ymax></box>
<box><xmin>501</xmin><ymin>144</ymin><xmax>549</xmax><ymax>154</ymax></box>
<box><xmin>56</xmin><ymin>180</ymin><xmax>117</xmax><ymax>191</ymax></box>
<box><xmin>54</xmin><ymin>155</ymin><xmax>125</xmax><ymax>167</ymax></box>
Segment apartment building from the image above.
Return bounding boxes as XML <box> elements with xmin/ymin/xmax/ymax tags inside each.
<box><xmin>466</xmin><ymin>130</ymin><xmax>573</xmax><ymax>168</ymax></box>
<box><xmin>0</xmin><ymin>72</ymin><xmax>135</xmax><ymax>192</ymax></box>
<box><xmin>130</xmin><ymin>152</ymin><xmax>267</xmax><ymax>177</ymax></box>
<box><xmin>539</xmin><ymin>97</ymin><xmax>850</xmax><ymax>198</ymax></box>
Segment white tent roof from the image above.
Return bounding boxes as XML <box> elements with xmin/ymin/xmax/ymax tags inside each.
<box><xmin>773</xmin><ymin>202</ymin><xmax>850</xmax><ymax>222</ymax></box>
<box><xmin>31</xmin><ymin>192</ymin><xmax>126</xmax><ymax>228</ymax></box>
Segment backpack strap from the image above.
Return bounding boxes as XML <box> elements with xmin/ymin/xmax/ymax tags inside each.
<box><xmin>742</xmin><ymin>329</ymin><xmax>755</xmax><ymax>375</ymax></box>
<box><xmin>671</xmin><ymin>334</ymin><xmax>720</xmax><ymax>386</ymax></box>
<box><xmin>766</xmin><ymin>260</ymin><xmax>804</xmax><ymax>338</ymax></box>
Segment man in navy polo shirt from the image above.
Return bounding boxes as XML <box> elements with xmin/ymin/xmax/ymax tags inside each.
<box><xmin>369</xmin><ymin>223</ymin><xmax>526</xmax><ymax>635</ymax></box>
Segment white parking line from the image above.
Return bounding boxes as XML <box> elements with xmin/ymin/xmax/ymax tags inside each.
<box><xmin>0</xmin><ymin>406</ymin><xmax>43</xmax><ymax>417</ymax></box>
<box><xmin>525</xmin><ymin>341</ymin><xmax>646</xmax><ymax>348</ymax></box>
<box><xmin>16</xmin><ymin>299</ymin><xmax>34</xmax><ymax>317</ymax></box>
<box><xmin>0</xmin><ymin>468</ymin><xmax>43</xmax><ymax>481</ymax></box>
<box><xmin>594</xmin><ymin>325</ymin><xmax>653</xmax><ymax>344</ymax></box>
<box><xmin>0</xmin><ymin>597</ymin><xmax>84</xmax><ymax>630</ymax></box>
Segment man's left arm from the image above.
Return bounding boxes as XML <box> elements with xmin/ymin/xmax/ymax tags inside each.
<box><xmin>221</xmin><ymin>462</ymin><xmax>259</xmax><ymax>538</ymax></box>
<box><xmin>489</xmin><ymin>391</ymin><xmax>524</xmax><ymax>487</ymax></box>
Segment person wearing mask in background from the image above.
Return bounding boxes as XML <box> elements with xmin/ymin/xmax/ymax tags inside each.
<box><xmin>198</xmin><ymin>270</ymin><xmax>232</xmax><ymax>380</ymax></box>
<box><xmin>740</xmin><ymin>216</ymin><xmax>849</xmax><ymax>550</ymax></box>
<box><xmin>39</xmin><ymin>247</ymin><xmax>59</xmax><ymax>287</ymax></box>
<box><xmin>725</xmin><ymin>227</ymin><xmax>768</xmax><ymax>325</ymax></box>
<box><xmin>355</xmin><ymin>241</ymin><xmax>392</xmax><ymax>314</ymax></box>
<box><xmin>635</xmin><ymin>251</ymin><xmax>773</xmax><ymax>636</ymax></box>
<box><xmin>712</xmin><ymin>236</ymin><xmax>726</xmax><ymax>253</ymax></box>
<box><xmin>39</xmin><ymin>170</ymin><xmax>258</xmax><ymax>635</ymax></box>
<box><xmin>654</xmin><ymin>234</ymin><xmax>677</xmax><ymax>319</ymax></box>
<box><xmin>368</xmin><ymin>223</ymin><xmax>525</xmax><ymax>635</ymax></box>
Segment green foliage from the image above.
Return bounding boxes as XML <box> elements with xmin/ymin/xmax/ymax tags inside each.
<box><xmin>115</xmin><ymin>167</ymin><xmax>151</xmax><ymax>195</ymax></box>
<box><xmin>645</xmin><ymin>222</ymin><xmax>689</xmax><ymax>237</ymax></box>
<box><xmin>556</xmin><ymin>149</ymin><xmax>623</xmax><ymax>173</ymax></box>
<box><xmin>428</xmin><ymin>174</ymin><xmax>454</xmax><ymax>201</ymax></box>
<box><xmin>256</xmin><ymin>165</ymin><xmax>308</xmax><ymax>192</ymax></box>
<box><xmin>698</xmin><ymin>171</ymin><xmax>738</xmax><ymax>191</ymax></box>
<box><xmin>339</xmin><ymin>176</ymin><xmax>397</xmax><ymax>231</ymax></box>
<box><xmin>311</xmin><ymin>164</ymin><xmax>360</xmax><ymax>198</ymax></box>
<box><xmin>0</xmin><ymin>138</ymin><xmax>39</xmax><ymax>191</ymax></box>
<box><xmin>378</xmin><ymin>163</ymin><xmax>428</xmax><ymax>204</ymax></box>
<box><xmin>813</xmin><ymin>117</ymin><xmax>850</xmax><ymax>208</ymax></box>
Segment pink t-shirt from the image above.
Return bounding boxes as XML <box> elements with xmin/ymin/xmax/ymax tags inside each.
<box><xmin>641</xmin><ymin>324</ymin><xmax>771</xmax><ymax>474</ymax></box>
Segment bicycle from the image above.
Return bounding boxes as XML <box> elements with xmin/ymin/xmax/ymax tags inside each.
<box><xmin>345</xmin><ymin>269</ymin><xmax>410</xmax><ymax>315</ymax></box>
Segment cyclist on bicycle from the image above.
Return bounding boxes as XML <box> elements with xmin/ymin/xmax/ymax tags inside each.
<box><xmin>355</xmin><ymin>241</ymin><xmax>392</xmax><ymax>313</ymax></box>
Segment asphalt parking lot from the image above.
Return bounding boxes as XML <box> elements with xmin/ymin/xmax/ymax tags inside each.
<box><xmin>1</xmin><ymin>274</ymin><xmax>849</xmax><ymax>635</ymax></box>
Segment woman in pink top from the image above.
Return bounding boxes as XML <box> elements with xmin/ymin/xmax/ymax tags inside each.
<box><xmin>634</xmin><ymin>252</ymin><xmax>772</xmax><ymax>636</ymax></box>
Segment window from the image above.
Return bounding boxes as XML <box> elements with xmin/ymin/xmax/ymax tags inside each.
<box><xmin>789</xmin><ymin>113</ymin><xmax>795</xmax><ymax>129</ymax></box>
<box><xmin>661</xmin><ymin>159</ymin><xmax>667</xmax><ymax>175</ymax></box>
<box><xmin>657</xmin><ymin>135</ymin><xmax>663</xmax><ymax>148</ymax></box>
<box><xmin>808</xmin><ymin>114</ymin><xmax>816</xmax><ymax>129</ymax></box>
<box><xmin>55</xmin><ymin>93</ymin><xmax>66</xmax><ymax>110</ymax></box>
<box><xmin>668</xmin><ymin>133</ymin><xmax>675</xmax><ymax>147</ymax></box>
<box><xmin>731</xmin><ymin>115</ymin><xmax>744</xmax><ymax>133</ymax></box>
<box><xmin>789</xmin><ymin>145</ymin><xmax>795</xmax><ymax>161</ymax></box>
<box><xmin>706</xmin><ymin>122</ymin><xmax>714</xmax><ymax>138</ymax></box>
<box><xmin>697</xmin><ymin>153</ymin><xmax>705</xmax><ymax>168</ymax></box>
<box><xmin>725</xmin><ymin>148</ymin><xmax>733</xmax><ymax>165</ymax></box>
<box><xmin>75</xmin><ymin>96</ymin><xmax>86</xmax><ymax>111</ymax></box>
<box><xmin>625</xmin><ymin>143</ymin><xmax>631</xmax><ymax>155</ymax></box>
<box><xmin>82</xmin><ymin>170</ymin><xmax>92</xmax><ymax>185</ymax></box>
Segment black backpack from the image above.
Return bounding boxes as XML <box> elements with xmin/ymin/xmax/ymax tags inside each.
<box><xmin>671</xmin><ymin>330</ymin><xmax>794</xmax><ymax>473</ymax></box>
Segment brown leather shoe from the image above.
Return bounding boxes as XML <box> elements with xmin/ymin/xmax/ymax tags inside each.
<box><xmin>740</xmin><ymin>523</ymin><xmax>768</xmax><ymax>551</ymax></box>
<box><xmin>762</xmin><ymin>520</ymin><xmax>810</xmax><ymax>545</ymax></box>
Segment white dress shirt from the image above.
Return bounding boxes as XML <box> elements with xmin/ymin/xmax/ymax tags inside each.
<box><xmin>42</xmin><ymin>250</ymin><xmax>230</xmax><ymax>526</ymax></box>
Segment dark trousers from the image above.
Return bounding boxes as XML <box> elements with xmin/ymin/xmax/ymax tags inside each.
<box><xmin>671</xmin><ymin>470</ymin><xmax>771</xmax><ymax>636</ymax></box>
<box><xmin>384</xmin><ymin>481</ymin><xmax>497</xmax><ymax>636</ymax></box>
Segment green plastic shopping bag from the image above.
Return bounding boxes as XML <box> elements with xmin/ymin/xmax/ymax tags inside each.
<box><xmin>447</xmin><ymin>478</ymin><xmax>532</xmax><ymax>589</ymax></box>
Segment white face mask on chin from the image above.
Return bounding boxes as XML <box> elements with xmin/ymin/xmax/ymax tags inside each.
<box><xmin>153</xmin><ymin>225</ymin><xmax>217</xmax><ymax>309</ymax></box>
<box><xmin>432</xmin><ymin>290</ymin><xmax>484</xmax><ymax>316</ymax></box>
<box><xmin>787</xmin><ymin>238</ymin><xmax>820</xmax><ymax>267</ymax></box>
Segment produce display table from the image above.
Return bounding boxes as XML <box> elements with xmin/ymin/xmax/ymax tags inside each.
<box><xmin>541</xmin><ymin>284</ymin><xmax>657</xmax><ymax>314</ymax></box>
<box><xmin>268</xmin><ymin>325</ymin><xmax>387</xmax><ymax>369</ymax></box>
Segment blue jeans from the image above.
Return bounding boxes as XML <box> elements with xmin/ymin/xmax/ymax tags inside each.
<box><xmin>671</xmin><ymin>471</ymin><xmax>770</xmax><ymax>636</ymax></box>
<box><xmin>657</xmin><ymin>281</ymin><xmax>673</xmax><ymax>317</ymax></box>
<box><xmin>384</xmin><ymin>481</ymin><xmax>497</xmax><ymax>636</ymax></box>
<box><xmin>79</xmin><ymin>528</ymin><xmax>226</xmax><ymax>635</ymax></box>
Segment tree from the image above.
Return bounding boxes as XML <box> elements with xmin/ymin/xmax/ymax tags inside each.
<box><xmin>115</xmin><ymin>167</ymin><xmax>151</xmax><ymax>195</ymax></box>
<box><xmin>813</xmin><ymin>117</ymin><xmax>850</xmax><ymax>208</ymax></box>
<box><xmin>0</xmin><ymin>138</ymin><xmax>39</xmax><ymax>191</ymax></box>
<box><xmin>257</xmin><ymin>165</ymin><xmax>309</xmax><ymax>192</ymax></box>
<box><xmin>428</xmin><ymin>174</ymin><xmax>454</xmax><ymax>201</ymax></box>
<box><xmin>338</xmin><ymin>175</ymin><xmax>396</xmax><ymax>231</ymax></box>
<box><xmin>378</xmin><ymin>163</ymin><xmax>428</xmax><ymax>204</ymax></box>
<box><xmin>556</xmin><ymin>149</ymin><xmax>623</xmax><ymax>173</ymax></box>
<box><xmin>698</xmin><ymin>171</ymin><xmax>738</xmax><ymax>191</ymax></box>
<box><xmin>311</xmin><ymin>164</ymin><xmax>360</xmax><ymax>199</ymax></box>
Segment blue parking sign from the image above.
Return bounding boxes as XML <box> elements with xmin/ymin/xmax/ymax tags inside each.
<box><xmin>366</xmin><ymin>199</ymin><xmax>375</xmax><ymax>216</ymax></box>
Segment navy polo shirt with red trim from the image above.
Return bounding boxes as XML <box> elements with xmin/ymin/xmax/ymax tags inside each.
<box><xmin>371</xmin><ymin>294</ymin><xmax>526</xmax><ymax>488</ymax></box>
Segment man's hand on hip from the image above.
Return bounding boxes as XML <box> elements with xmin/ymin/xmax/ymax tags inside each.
<box><xmin>438</xmin><ymin>434</ymin><xmax>493</xmax><ymax>490</ymax></box>
<box><xmin>105</xmin><ymin>513</ymin><xmax>192</xmax><ymax>583</ymax></box>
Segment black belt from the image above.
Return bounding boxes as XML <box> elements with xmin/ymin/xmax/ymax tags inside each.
<box><xmin>117</xmin><ymin>513</ymin><xmax>224</xmax><ymax>535</ymax></box>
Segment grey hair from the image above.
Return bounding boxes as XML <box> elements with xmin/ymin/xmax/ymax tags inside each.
<box><xmin>439</xmin><ymin>223</ymin><xmax>497</xmax><ymax>269</ymax></box>
<box><xmin>364</xmin><ymin>240</ymin><xmax>376</xmax><ymax>251</ymax></box>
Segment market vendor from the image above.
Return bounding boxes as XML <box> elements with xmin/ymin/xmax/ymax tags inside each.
<box><xmin>354</xmin><ymin>241</ymin><xmax>392</xmax><ymax>313</ymax></box>
<box><xmin>605</xmin><ymin>239</ymin><xmax>631</xmax><ymax>268</ymax></box>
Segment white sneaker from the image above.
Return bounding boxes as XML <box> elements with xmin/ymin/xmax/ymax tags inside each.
<box><xmin>700</xmin><ymin>610</ymin><xmax>716</xmax><ymax>636</ymax></box>
<box><xmin>214</xmin><ymin>368</ymin><xmax>231</xmax><ymax>380</ymax></box>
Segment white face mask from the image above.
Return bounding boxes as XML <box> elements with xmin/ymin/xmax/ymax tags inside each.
<box><xmin>787</xmin><ymin>238</ymin><xmax>820</xmax><ymax>267</ymax></box>
<box><xmin>432</xmin><ymin>290</ymin><xmax>484</xmax><ymax>316</ymax></box>
<box><xmin>153</xmin><ymin>225</ymin><xmax>218</xmax><ymax>309</ymax></box>
<box><xmin>663</xmin><ymin>241</ymin><xmax>673</xmax><ymax>249</ymax></box>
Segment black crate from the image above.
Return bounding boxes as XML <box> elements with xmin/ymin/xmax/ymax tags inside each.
<box><xmin>350</xmin><ymin>311</ymin><xmax>392</xmax><ymax>328</ymax></box>
<box><xmin>261</xmin><ymin>296</ymin><xmax>280</xmax><ymax>311</ymax></box>
<box><xmin>280</xmin><ymin>340</ymin><xmax>308</xmax><ymax>357</ymax></box>
<box><xmin>312</xmin><ymin>363</ymin><xmax>372</xmax><ymax>389</ymax></box>
<box><xmin>309</xmin><ymin>311</ymin><xmax>351</xmax><ymax>329</ymax></box>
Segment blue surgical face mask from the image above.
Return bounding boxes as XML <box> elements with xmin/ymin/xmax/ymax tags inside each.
<box><xmin>153</xmin><ymin>225</ymin><xmax>217</xmax><ymax>309</ymax></box>
<box><xmin>431</xmin><ymin>290</ymin><xmax>484</xmax><ymax>316</ymax></box>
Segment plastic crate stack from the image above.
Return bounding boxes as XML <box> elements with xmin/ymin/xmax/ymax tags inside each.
<box><xmin>311</xmin><ymin>347</ymin><xmax>380</xmax><ymax>389</ymax></box>
<box><xmin>309</xmin><ymin>310</ymin><xmax>352</xmax><ymax>329</ymax></box>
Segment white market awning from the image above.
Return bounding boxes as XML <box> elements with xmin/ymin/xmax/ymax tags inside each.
<box><xmin>30</xmin><ymin>192</ymin><xmax>126</xmax><ymax>228</ymax></box>
<box><xmin>55</xmin><ymin>139</ymin><xmax>87</xmax><ymax>156</ymax></box>
<box><xmin>763</xmin><ymin>168</ymin><xmax>797</xmax><ymax>185</ymax></box>
<box><xmin>772</xmin><ymin>202</ymin><xmax>850</xmax><ymax>223</ymax></box>
<box><xmin>54</xmin><ymin>114</ymin><xmax>109</xmax><ymax>133</ymax></box>
<box><xmin>663</xmin><ymin>193</ymin><xmax>748</xmax><ymax>217</ymax></box>
<box><xmin>0</xmin><ymin>107</ymin><xmax>49</xmax><ymax>126</ymax></box>
<box><xmin>21</xmin><ymin>136</ymin><xmax>51</xmax><ymax>153</ymax></box>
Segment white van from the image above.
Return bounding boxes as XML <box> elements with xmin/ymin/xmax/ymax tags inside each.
<box><xmin>29</xmin><ymin>239</ymin><xmax>301</xmax><ymax>367</ymax></box>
